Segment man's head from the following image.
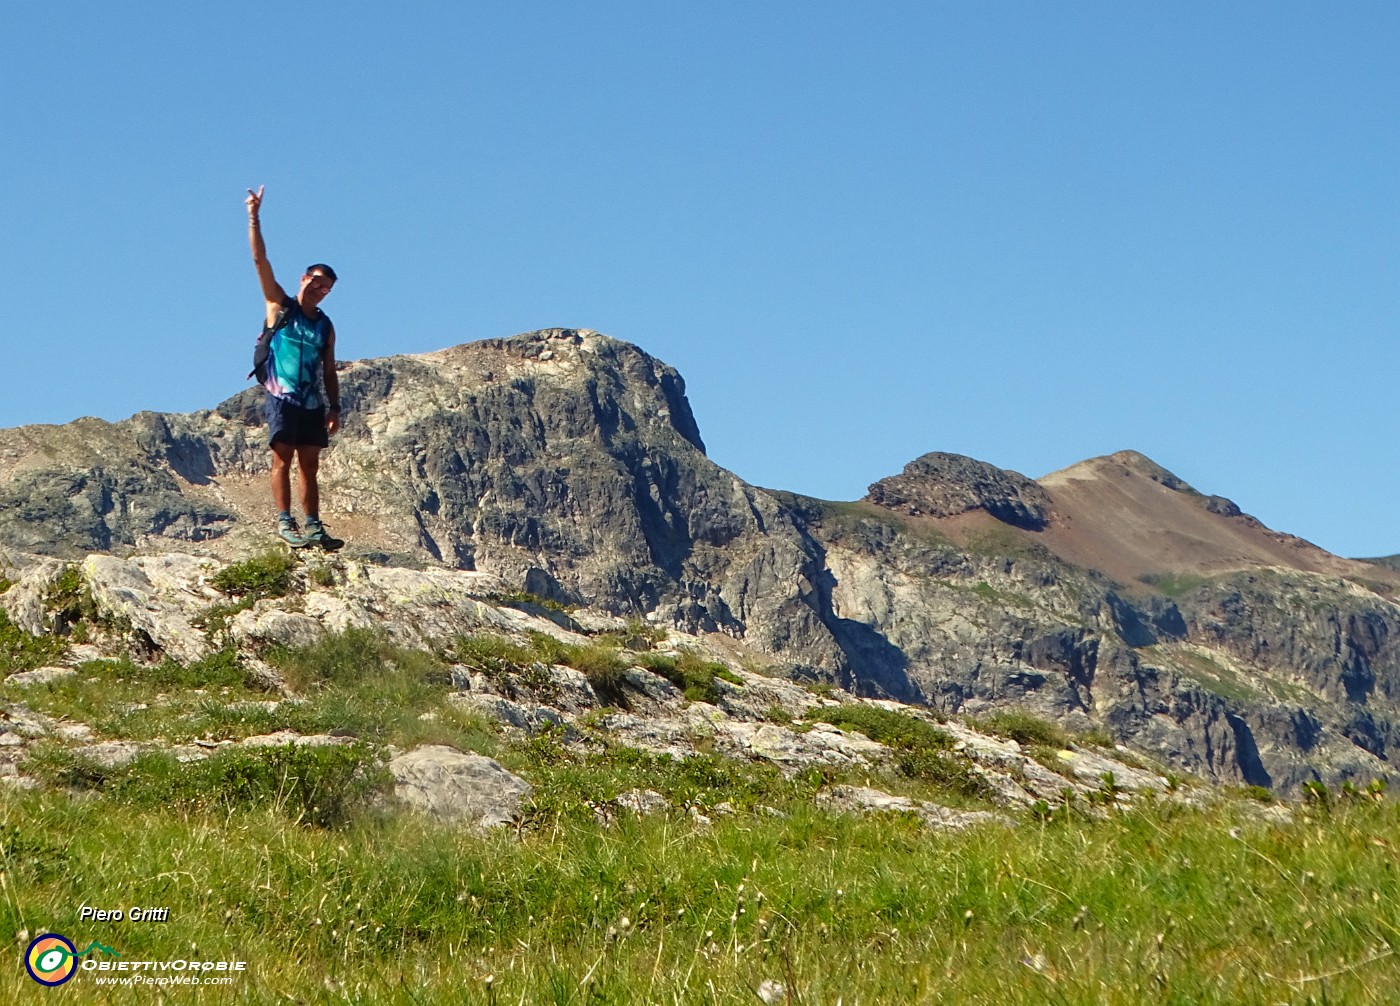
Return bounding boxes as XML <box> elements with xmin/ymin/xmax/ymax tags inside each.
<box><xmin>298</xmin><ymin>264</ymin><xmax>337</xmax><ymax>310</ymax></box>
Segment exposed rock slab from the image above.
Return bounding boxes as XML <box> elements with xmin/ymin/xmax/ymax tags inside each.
<box><xmin>819</xmin><ymin>784</ymin><xmax>1013</xmax><ymax>831</ymax></box>
<box><xmin>388</xmin><ymin>745</ymin><xmax>532</xmax><ymax>828</ymax></box>
<box><xmin>5</xmin><ymin>667</ymin><xmax>77</xmax><ymax>686</ymax></box>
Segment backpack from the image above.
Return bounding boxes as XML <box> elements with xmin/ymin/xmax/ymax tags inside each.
<box><xmin>249</xmin><ymin>302</ymin><xmax>293</xmax><ymax>384</ymax></box>
<box><xmin>248</xmin><ymin>301</ymin><xmax>330</xmax><ymax>385</ymax></box>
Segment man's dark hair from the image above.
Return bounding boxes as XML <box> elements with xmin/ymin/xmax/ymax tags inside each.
<box><xmin>306</xmin><ymin>263</ymin><xmax>338</xmax><ymax>283</ymax></box>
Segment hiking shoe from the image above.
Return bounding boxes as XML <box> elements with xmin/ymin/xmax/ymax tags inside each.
<box><xmin>277</xmin><ymin>516</ymin><xmax>308</xmax><ymax>547</ymax></box>
<box><xmin>301</xmin><ymin>517</ymin><xmax>344</xmax><ymax>551</ymax></box>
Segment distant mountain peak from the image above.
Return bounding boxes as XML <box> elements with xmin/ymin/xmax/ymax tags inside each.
<box><xmin>1040</xmin><ymin>450</ymin><xmax>1245</xmax><ymax>519</ymax></box>
<box><xmin>1042</xmin><ymin>450</ymin><xmax>1197</xmax><ymax>494</ymax></box>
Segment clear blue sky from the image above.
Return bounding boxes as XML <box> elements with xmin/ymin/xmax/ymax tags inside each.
<box><xmin>4</xmin><ymin>3</ymin><xmax>1398</xmax><ymax>557</ymax></box>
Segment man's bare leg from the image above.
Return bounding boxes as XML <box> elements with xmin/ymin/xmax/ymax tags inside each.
<box><xmin>295</xmin><ymin>445</ymin><xmax>321</xmax><ymax>518</ymax></box>
<box><xmin>271</xmin><ymin>442</ymin><xmax>296</xmax><ymax>515</ymax></box>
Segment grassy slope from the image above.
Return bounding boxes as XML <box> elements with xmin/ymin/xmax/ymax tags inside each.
<box><xmin>4</xmin><ymin>787</ymin><xmax>1400</xmax><ymax>1004</ymax></box>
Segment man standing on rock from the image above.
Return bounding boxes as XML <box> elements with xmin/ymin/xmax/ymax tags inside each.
<box><xmin>245</xmin><ymin>185</ymin><xmax>343</xmax><ymax>550</ymax></box>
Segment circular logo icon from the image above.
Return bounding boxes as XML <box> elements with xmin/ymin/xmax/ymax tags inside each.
<box><xmin>25</xmin><ymin>933</ymin><xmax>78</xmax><ymax>986</ymax></box>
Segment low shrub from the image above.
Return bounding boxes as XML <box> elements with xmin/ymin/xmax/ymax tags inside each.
<box><xmin>637</xmin><ymin>650</ymin><xmax>741</xmax><ymax>703</ymax></box>
<box><xmin>975</xmin><ymin>710</ymin><xmax>1071</xmax><ymax>749</ymax></box>
<box><xmin>810</xmin><ymin>704</ymin><xmax>953</xmax><ymax>751</ymax></box>
<box><xmin>25</xmin><ymin>741</ymin><xmax>388</xmax><ymax>828</ymax></box>
<box><xmin>268</xmin><ymin>626</ymin><xmax>448</xmax><ymax>691</ymax></box>
<box><xmin>210</xmin><ymin>548</ymin><xmax>299</xmax><ymax>600</ymax></box>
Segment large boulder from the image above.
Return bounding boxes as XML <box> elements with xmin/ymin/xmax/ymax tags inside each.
<box><xmin>387</xmin><ymin>746</ymin><xmax>532</xmax><ymax>828</ymax></box>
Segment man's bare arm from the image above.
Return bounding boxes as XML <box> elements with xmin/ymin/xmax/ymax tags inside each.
<box><xmin>246</xmin><ymin>186</ymin><xmax>289</xmax><ymax>325</ymax></box>
<box><xmin>323</xmin><ymin>325</ymin><xmax>341</xmax><ymax>436</ymax></box>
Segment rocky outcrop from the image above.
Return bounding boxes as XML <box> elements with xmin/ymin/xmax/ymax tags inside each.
<box><xmin>864</xmin><ymin>452</ymin><xmax>1052</xmax><ymax>529</ymax></box>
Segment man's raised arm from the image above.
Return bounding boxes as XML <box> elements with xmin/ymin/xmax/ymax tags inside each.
<box><xmin>246</xmin><ymin>186</ymin><xmax>289</xmax><ymax>323</ymax></box>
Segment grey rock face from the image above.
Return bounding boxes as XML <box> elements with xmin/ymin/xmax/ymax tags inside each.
<box><xmin>0</xmin><ymin>418</ymin><xmax>234</xmax><ymax>556</ymax></box>
<box><xmin>864</xmin><ymin>452</ymin><xmax>1052</xmax><ymax>529</ymax></box>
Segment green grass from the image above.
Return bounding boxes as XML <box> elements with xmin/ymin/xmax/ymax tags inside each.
<box><xmin>4</xmin><ymin>779</ymin><xmax>1400</xmax><ymax>1003</ymax></box>
<box><xmin>4</xmin><ymin>631</ymin><xmax>498</xmax><ymax>754</ymax></box>
<box><xmin>975</xmin><ymin>709</ymin><xmax>1074</xmax><ymax>748</ymax></box>
<box><xmin>976</xmin><ymin>709</ymin><xmax>1072</xmax><ymax>748</ymax></box>
<box><xmin>809</xmin><ymin>497</ymin><xmax>959</xmax><ymax>551</ymax></box>
<box><xmin>518</xmin><ymin>738</ymin><xmax>814</xmax><ymax>826</ymax></box>
<box><xmin>1156</xmin><ymin>646</ymin><xmax>1266</xmax><ymax>705</ymax></box>
<box><xmin>268</xmin><ymin>626</ymin><xmax>449</xmax><ymax>691</ymax></box>
<box><xmin>809</xmin><ymin>703</ymin><xmax>952</xmax><ymax>749</ymax></box>
<box><xmin>454</xmin><ymin>631</ymin><xmax>640</xmax><ymax>706</ymax></box>
<box><xmin>0</xmin><ymin>606</ymin><xmax>66</xmax><ymax>674</ymax></box>
<box><xmin>964</xmin><ymin>525</ymin><xmax>1056</xmax><ymax>562</ymax></box>
<box><xmin>971</xmin><ymin>580</ymin><xmax>1037</xmax><ymax>609</ymax></box>
<box><xmin>1140</xmin><ymin>571</ymin><xmax>1211</xmax><ymax>598</ymax></box>
<box><xmin>305</xmin><ymin>559</ymin><xmax>337</xmax><ymax>588</ymax></box>
<box><xmin>195</xmin><ymin>550</ymin><xmax>304</xmax><ymax>643</ymax></box>
<box><xmin>22</xmin><ymin>740</ymin><xmax>387</xmax><ymax>827</ymax></box>
<box><xmin>43</xmin><ymin>564</ymin><xmax>100</xmax><ymax>627</ymax></box>
<box><xmin>637</xmin><ymin>649</ymin><xmax>743</xmax><ymax>703</ymax></box>
<box><xmin>806</xmin><ymin>703</ymin><xmax>994</xmax><ymax>799</ymax></box>
<box><xmin>487</xmin><ymin>589</ymin><xmax>577</xmax><ymax>614</ymax></box>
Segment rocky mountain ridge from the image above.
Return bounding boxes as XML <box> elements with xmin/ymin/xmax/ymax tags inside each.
<box><xmin>3</xmin><ymin>327</ymin><xmax>1399</xmax><ymax>794</ymax></box>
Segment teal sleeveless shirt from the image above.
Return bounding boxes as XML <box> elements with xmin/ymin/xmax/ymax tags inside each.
<box><xmin>261</xmin><ymin>300</ymin><xmax>331</xmax><ymax>409</ymax></box>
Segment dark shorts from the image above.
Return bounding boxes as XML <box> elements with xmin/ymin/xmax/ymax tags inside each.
<box><xmin>264</xmin><ymin>396</ymin><xmax>328</xmax><ymax>449</ymax></box>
